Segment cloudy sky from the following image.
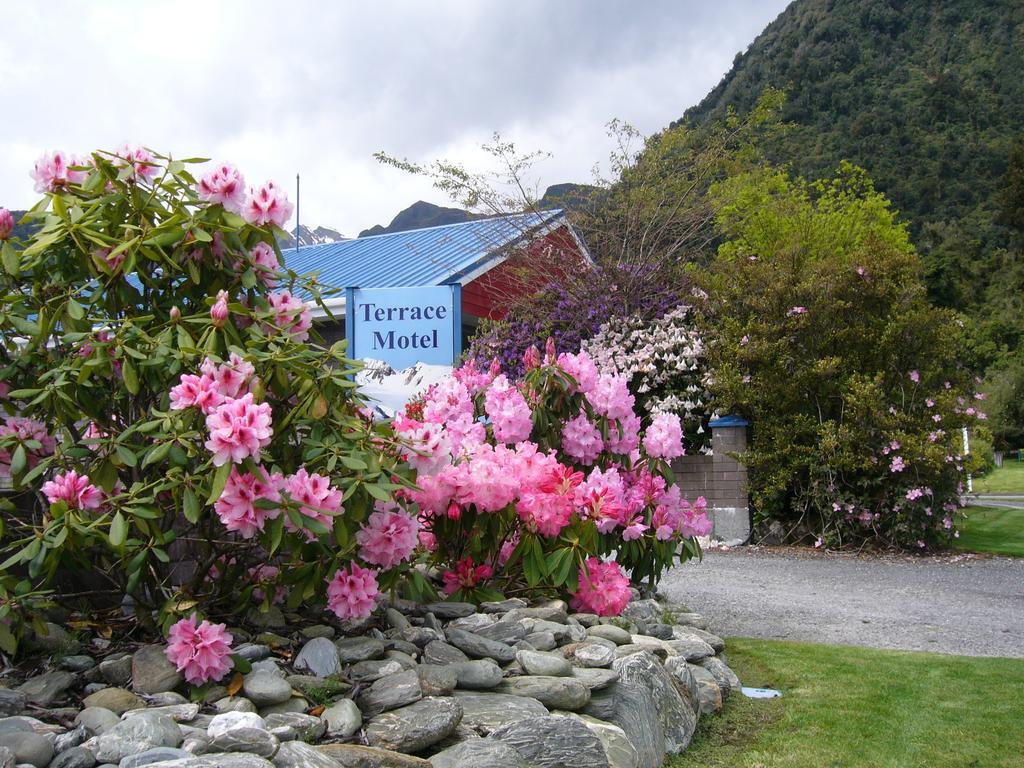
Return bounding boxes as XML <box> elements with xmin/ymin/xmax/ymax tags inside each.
<box><xmin>0</xmin><ymin>1</ymin><xmax>789</xmax><ymax>235</ymax></box>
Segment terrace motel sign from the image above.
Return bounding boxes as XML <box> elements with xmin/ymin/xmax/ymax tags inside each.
<box><xmin>344</xmin><ymin>285</ymin><xmax>462</xmax><ymax>370</ymax></box>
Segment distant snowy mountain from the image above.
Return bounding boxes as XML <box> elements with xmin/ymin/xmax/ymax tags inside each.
<box><xmin>277</xmin><ymin>224</ymin><xmax>346</xmax><ymax>249</ymax></box>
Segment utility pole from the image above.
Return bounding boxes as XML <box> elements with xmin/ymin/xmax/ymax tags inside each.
<box><xmin>295</xmin><ymin>173</ymin><xmax>300</xmax><ymax>253</ymax></box>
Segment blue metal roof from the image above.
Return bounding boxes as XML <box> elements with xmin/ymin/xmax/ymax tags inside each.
<box><xmin>284</xmin><ymin>209</ymin><xmax>569</xmax><ymax>300</ymax></box>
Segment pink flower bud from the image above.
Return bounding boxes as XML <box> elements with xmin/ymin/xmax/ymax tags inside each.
<box><xmin>210</xmin><ymin>290</ymin><xmax>229</xmax><ymax>327</ymax></box>
<box><xmin>523</xmin><ymin>345</ymin><xmax>541</xmax><ymax>371</ymax></box>
<box><xmin>488</xmin><ymin>358</ymin><xmax>502</xmax><ymax>378</ymax></box>
<box><xmin>169</xmin><ymin>306</ymin><xmax>181</xmax><ymax>322</ymax></box>
<box><xmin>545</xmin><ymin>336</ymin><xmax>556</xmax><ymax>362</ymax></box>
<box><xmin>0</xmin><ymin>208</ymin><xmax>12</xmax><ymax>240</ymax></box>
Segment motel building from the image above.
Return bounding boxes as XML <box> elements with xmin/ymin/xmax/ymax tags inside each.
<box><xmin>286</xmin><ymin>209</ymin><xmax>591</xmax><ymax>370</ymax></box>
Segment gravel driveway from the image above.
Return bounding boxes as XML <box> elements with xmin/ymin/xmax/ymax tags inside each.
<box><xmin>659</xmin><ymin>547</ymin><xmax>1024</xmax><ymax>658</ymax></box>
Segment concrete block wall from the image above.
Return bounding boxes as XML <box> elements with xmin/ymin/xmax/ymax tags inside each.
<box><xmin>673</xmin><ymin>417</ymin><xmax>751</xmax><ymax>542</ymax></box>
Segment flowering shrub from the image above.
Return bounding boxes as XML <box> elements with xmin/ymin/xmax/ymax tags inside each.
<box><xmin>391</xmin><ymin>346</ymin><xmax>710</xmax><ymax>609</ymax></box>
<box><xmin>702</xmin><ymin>164</ymin><xmax>980</xmax><ymax>548</ymax></box>
<box><xmin>467</xmin><ymin>262</ymin><xmax>686</xmax><ymax>379</ymax></box>
<box><xmin>583</xmin><ymin>304</ymin><xmax>713</xmax><ymax>451</ymax></box>
<box><xmin>0</xmin><ymin>147</ymin><xmax>415</xmax><ymax>655</ymax></box>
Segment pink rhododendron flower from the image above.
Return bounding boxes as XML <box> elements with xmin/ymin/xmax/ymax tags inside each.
<box><xmin>484</xmin><ymin>375</ymin><xmax>533</xmax><ymax>444</ymax></box>
<box><xmin>0</xmin><ymin>208</ymin><xmax>13</xmax><ymax>240</ymax></box>
<box><xmin>169</xmin><ymin>373</ymin><xmax>224</xmax><ymax>414</ymax></box>
<box><xmin>281</xmin><ymin>468</ymin><xmax>343</xmax><ymax>539</ymax></box>
<box><xmin>576</xmin><ymin>466</ymin><xmax>627</xmax><ymax>533</ymax></box>
<box><xmin>243</xmin><ymin>180</ymin><xmax>294</xmax><ymax>228</ymax></box>
<box><xmin>605</xmin><ymin>412</ymin><xmax>641</xmax><ymax>455</ymax></box>
<box><xmin>41</xmin><ymin>470</ymin><xmax>104</xmax><ymax>511</ymax></box>
<box><xmin>571</xmin><ymin>558</ymin><xmax>631</xmax><ymax>616</ymax></box>
<box><xmin>423</xmin><ymin>377</ymin><xmax>474</xmax><ymax>425</ymax></box>
<box><xmin>445</xmin><ymin>413</ymin><xmax>487</xmax><ymax>456</ymax></box>
<box><xmin>642</xmin><ymin>412</ymin><xmax>685</xmax><ymax>460</ymax></box>
<box><xmin>516</xmin><ymin>490</ymin><xmax>573</xmax><ymax>537</ymax></box>
<box><xmin>201</xmin><ymin>354</ymin><xmax>257</xmax><ymax>400</ymax></box>
<box><xmin>557</xmin><ymin>351</ymin><xmax>598</xmax><ymax>394</ymax></box>
<box><xmin>249</xmin><ymin>565</ymin><xmax>286</xmax><ymax>604</ymax></box>
<box><xmin>498</xmin><ymin>531</ymin><xmax>520</xmax><ymax>565</ymax></box>
<box><xmin>214</xmin><ymin>468</ymin><xmax>281</xmax><ymax>538</ymax></box>
<box><xmin>679</xmin><ymin>496</ymin><xmax>712</xmax><ymax>537</ymax></box>
<box><xmin>394</xmin><ymin>417</ymin><xmax>452</xmax><ymax>475</ymax></box>
<box><xmin>197</xmin><ymin>163</ymin><xmax>247</xmax><ymax>212</ymax></box>
<box><xmin>165</xmin><ymin>614</ymin><xmax>234</xmax><ymax>685</ymax></box>
<box><xmin>264</xmin><ymin>290</ymin><xmax>312</xmax><ymax>342</ymax></box>
<box><xmin>621</xmin><ymin>514</ymin><xmax>648</xmax><ymax>540</ymax></box>
<box><xmin>442</xmin><ymin>557</ymin><xmax>493</xmax><ymax>595</ymax></box>
<box><xmin>786</xmin><ymin>306</ymin><xmax>807</xmax><ymax>316</ymax></box>
<box><xmin>586</xmin><ymin>374</ymin><xmax>635</xmax><ymax>421</ymax></box>
<box><xmin>356</xmin><ymin>509</ymin><xmax>420</xmax><ymax>568</ymax></box>
<box><xmin>561</xmin><ymin>412</ymin><xmax>603</xmax><ymax>465</ymax></box>
<box><xmin>326</xmin><ymin>562</ymin><xmax>380</xmax><ymax>620</ymax></box>
<box><xmin>93</xmin><ymin>246</ymin><xmax>125</xmax><ymax>274</ymax></box>
<box><xmin>204</xmin><ymin>393</ymin><xmax>273</xmax><ymax>466</ymax></box>
<box><xmin>889</xmin><ymin>455</ymin><xmax>905</xmax><ymax>473</ymax></box>
<box><xmin>30</xmin><ymin>151</ymin><xmax>88</xmax><ymax>193</ymax></box>
<box><xmin>450</xmin><ymin>443</ymin><xmax>520</xmax><ymax>512</ymax></box>
<box><xmin>452</xmin><ymin>359</ymin><xmax>496</xmax><ymax>395</ymax></box>
<box><xmin>210</xmin><ymin>290</ymin><xmax>230</xmax><ymax>327</ymax></box>
<box><xmin>247</xmin><ymin>242</ymin><xmax>280</xmax><ymax>287</ymax></box>
<box><xmin>908</xmin><ymin>370</ymin><xmax>920</xmax><ymax>383</ymax></box>
<box><xmin>407</xmin><ymin>471</ymin><xmax>458</xmax><ymax>517</ymax></box>
<box><xmin>0</xmin><ymin>416</ymin><xmax>56</xmax><ymax>474</ymax></box>
<box><xmin>114</xmin><ymin>144</ymin><xmax>157</xmax><ymax>180</ymax></box>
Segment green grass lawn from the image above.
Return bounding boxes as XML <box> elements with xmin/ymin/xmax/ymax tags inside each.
<box><xmin>954</xmin><ymin>505</ymin><xmax>1024</xmax><ymax>558</ymax></box>
<box><xmin>669</xmin><ymin>638</ymin><xmax>1024</xmax><ymax>768</ymax></box>
<box><xmin>973</xmin><ymin>461</ymin><xmax>1024</xmax><ymax>494</ymax></box>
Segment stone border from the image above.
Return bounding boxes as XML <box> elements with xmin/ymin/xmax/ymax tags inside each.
<box><xmin>0</xmin><ymin>595</ymin><xmax>739</xmax><ymax>768</ymax></box>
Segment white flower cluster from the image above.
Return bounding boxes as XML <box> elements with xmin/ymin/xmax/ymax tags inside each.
<box><xmin>583</xmin><ymin>305</ymin><xmax>712</xmax><ymax>445</ymax></box>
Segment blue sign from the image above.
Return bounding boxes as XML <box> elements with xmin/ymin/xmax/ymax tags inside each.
<box><xmin>345</xmin><ymin>285</ymin><xmax>462</xmax><ymax>370</ymax></box>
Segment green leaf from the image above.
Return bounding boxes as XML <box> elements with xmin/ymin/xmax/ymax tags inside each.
<box><xmin>340</xmin><ymin>455</ymin><xmax>368</xmax><ymax>471</ymax></box>
<box><xmin>0</xmin><ymin>623</ymin><xmax>17</xmax><ymax>656</ymax></box>
<box><xmin>66</xmin><ymin>300</ymin><xmax>85</xmax><ymax>320</ymax></box>
<box><xmin>230</xmin><ymin>654</ymin><xmax>252</xmax><ymax>674</ymax></box>
<box><xmin>115</xmin><ymin>445</ymin><xmax>138</xmax><ymax>467</ymax></box>
<box><xmin>109</xmin><ymin>512</ymin><xmax>127</xmax><ymax>547</ymax></box>
<box><xmin>364</xmin><ymin>483</ymin><xmax>392</xmax><ymax>502</ymax></box>
<box><xmin>1</xmin><ymin>241</ymin><xmax>19</xmax><ymax>276</ymax></box>
<box><xmin>9</xmin><ymin>444</ymin><xmax>26</xmax><ymax>478</ymax></box>
<box><xmin>122</xmin><ymin>359</ymin><xmax>140</xmax><ymax>394</ymax></box>
<box><xmin>183</xmin><ymin>487</ymin><xmax>200</xmax><ymax>524</ymax></box>
<box><xmin>207</xmin><ymin>462</ymin><xmax>231</xmax><ymax>504</ymax></box>
<box><xmin>142</xmin><ymin>441</ymin><xmax>171</xmax><ymax>468</ymax></box>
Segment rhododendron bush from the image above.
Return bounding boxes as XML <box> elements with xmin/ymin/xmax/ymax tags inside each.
<box><xmin>702</xmin><ymin>164</ymin><xmax>981</xmax><ymax>549</ymax></box>
<box><xmin>391</xmin><ymin>344</ymin><xmax>710</xmax><ymax>611</ymax></box>
<box><xmin>0</xmin><ymin>148</ymin><xmax>415</xmax><ymax>654</ymax></box>
<box><xmin>582</xmin><ymin>304</ymin><xmax>713</xmax><ymax>451</ymax></box>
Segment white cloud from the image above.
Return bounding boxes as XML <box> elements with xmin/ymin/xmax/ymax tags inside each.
<box><xmin>0</xmin><ymin>0</ymin><xmax>789</xmax><ymax>234</ymax></box>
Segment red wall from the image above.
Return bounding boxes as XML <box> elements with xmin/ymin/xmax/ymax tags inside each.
<box><xmin>461</xmin><ymin>225</ymin><xmax>587</xmax><ymax>320</ymax></box>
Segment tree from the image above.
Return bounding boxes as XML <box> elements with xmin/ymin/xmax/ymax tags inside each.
<box><xmin>700</xmin><ymin>162</ymin><xmax>981</xmax><ymax>548</ymax></box>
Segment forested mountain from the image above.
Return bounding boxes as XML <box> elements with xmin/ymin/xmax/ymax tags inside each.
<box><xmin>680</xmin><ymin>0</ymin><xmax>1024</xmax><ymax>315</ymax></box>
<box><xmin>675</xmin><ymin>0</ymin><xmax>1024</xmax><ymax>446</ymax></box>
